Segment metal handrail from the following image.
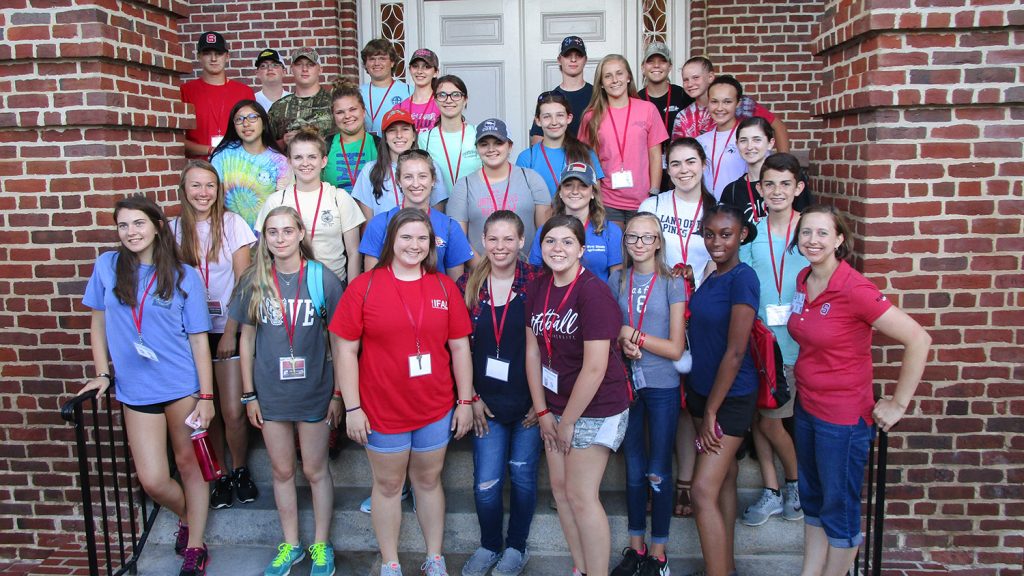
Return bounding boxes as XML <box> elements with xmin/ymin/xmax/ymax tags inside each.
<box><xmin>61</xmin><ymin>383</ymin><xmax>161</xmax><ymax>576</ymax></box>
<box><xmin>855</xmin><ymin>427</ymin><xmax>889</xmax><ymax>576</ymax></box>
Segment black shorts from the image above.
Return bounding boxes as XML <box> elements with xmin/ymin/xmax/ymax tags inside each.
<box><xmin>683</xmin><ymin>383</ymin><xmax>757</xmax><ymax>438</ymax></box>
<box><xmin>208</xmin><ymin>332</ymin><xmax>241</xmax><ymax>359</ymax></box>
<box><xmin>122</xmin><ymin>394</ymin><xmax>192</xmax><ymax>415</ymax></box>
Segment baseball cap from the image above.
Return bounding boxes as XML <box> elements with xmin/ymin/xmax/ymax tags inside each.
<box><xmin>559</xmin><ymin>36</ymin><xmax>586</xmax><ymax>57</ymax></box>
<box><xmin>475</xmin><ymin>118</ymin><xmax>511</xmax><ymax>144</ymax></box>
<box><xmin>254</xmin><ymin>48</ymin><xmax>283</xmax><ymax>68</ymax></box>
<box><xmin>381</xmin><ymin>108</ymin><xmax>415</xmax><ymax>132</ymax></box>
<box><xmin>409</xmin><ymin>48</ymin><xmax>439</xmax><ymax>69</ymax></box>
<box><xmin>197</xmin><ymin>31</ymin><xmax>227</xmax><ymax>53</ymax></box>
<box><xmin>559</xmin><ymin>162</ymin><xmax>597</xmax><ymax>187</ymax></box>
<box><xmin>291</xmin><ymin>46</ymin><xmax>321</xmax><ymax>66</ymax></box>
<box><xmin>643</xmin><ymin>41</ymin><xmax>671</xmax><ymax>63</ymax></box>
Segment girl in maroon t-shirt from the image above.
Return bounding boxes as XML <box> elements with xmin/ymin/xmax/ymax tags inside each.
<box><xmin>525</xmin><ymin>214</ymin><xmax>629</xmax><ymax>576</ymax></box>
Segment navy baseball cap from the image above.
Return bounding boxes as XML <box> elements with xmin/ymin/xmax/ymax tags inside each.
<box><xmin>559</xmin><ymin>36</ymin><xmax>586</xmax><ymax>57</ymax></box>
<box><xmin>476</xmin><ymin>118</ymin><xmax>511</xmax><ymax>144</ymax></box>
<box><xmin>559</xmin><ymin>162</ymin><xmax>597</xmax><ymax>187</ymax></box>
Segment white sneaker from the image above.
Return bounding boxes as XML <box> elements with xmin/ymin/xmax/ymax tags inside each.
<box><xmin>741</xmin><ymin>488</ymin><xmax>783</xmax><ymax>526</ymax></box>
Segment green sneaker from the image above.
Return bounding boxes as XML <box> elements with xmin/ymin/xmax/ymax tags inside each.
<box><xmin>264</xmin><ymin>542</ymin><xmax>305</xmax><ymax>576</ymax></box>
<box><xmin>308</xmin><ymin>542</ymin><xmax>336</xmax><ymax>576</ymax></box>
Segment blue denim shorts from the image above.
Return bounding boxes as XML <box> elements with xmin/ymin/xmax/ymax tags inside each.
<box><xmin>794</xmin><ymin>401</ymin><xmax>875</xmax><ymax>548</ymax></box>
<box><xmin>366</xmin><ymin>408</ymin><xmax>453</xmax><ymax>454</ymax></box>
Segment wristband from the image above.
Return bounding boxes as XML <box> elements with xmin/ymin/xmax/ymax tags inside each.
<box><xmin>472</xmin><ymin>394</ymin><xmax>480</xmax><ymax>402</ymax></box>
<box><xmin>536</xmin><ymin>408</ymin><xmax>551</xmax><ymax>418</ymax></box>
<box><xmin>241</xmin><ymin>395</ymin><xmax>258</xmax><ymax>405</ymax></box>
<box><xmin>456</xmin><ymin>397</ymin><xmax>475</xmax><ymax>405</ymax></box>
<box><xmin>332</xmin><ymin>390</ymin><xmax>343</xmax><ymax>398</ymax></box>
<box><xmin>97</xmin><ymin>372</ymin><xmax>111</xmax><ymax>381</ymax></box>
<box><xmin>637</xmin><ymin>332</ymin><xmax>647</xmax><ymax>348</ymax></box>
<box><xmin>345</xmin><ymin>405</ymin><xmax>362</xmax><ymax>413</ymax></box>
<box><xmin>197</xmin><ymin>393</ymin><xmax>214</xmax><ymax>400</ymax></box>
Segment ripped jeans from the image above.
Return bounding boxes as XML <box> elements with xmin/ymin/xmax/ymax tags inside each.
<box><xmin>623</xmin><ymin>386</ymin><xmax>680</xmax><ymax>544</ymax></box>
<box><xmin>471</xmin><ymin>418</ymin><xmax>542</xmax><ymax>553</ymax></box>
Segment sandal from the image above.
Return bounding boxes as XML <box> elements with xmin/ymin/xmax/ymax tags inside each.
<box><xmin>674</xmin><ymin>479</ymin><xmax>693</xmax><ymax>517</ymax></box>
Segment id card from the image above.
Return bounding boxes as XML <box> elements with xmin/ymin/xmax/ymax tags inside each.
<box><xmin>409</xmin><ymin>353</ymin><xmax>432</xmax><ymax>377</ymax></box>
<box><xmin>207</xmin><ymin>299</ymin><xmax>223</xmax><ymax>317</ymax></box>
<box><xmin>542</xmin><ymin>366</ymin><xmax>559</xmax><ymax>393</ymax></box>
<box><xmin>135</xmin><ymin>341</ymin><xmax>159</xmax><ymax>361</ymax></box>
<box><xmin>610</xmin><ymin>170</ymin><xmax>634</xmax><ymax>189</ymax></box>
<box><xmin>791</xmin><ymin>292</ymin><xmax>806</xmax><ymax>315</ymax></box>
<box><xmin>485</xmin><ymin>356</ymin><xmax>510</xmax><ymax>382</ymax></box>
<box><xmin>661</xmin><ymin>153</ymin><xmax>668</xmax><ymax>170</ymax></box>
<box><xmin>765</xmin><ymin>304</ymin><xmax>792</xmax><ymax>326</ymax></box>
<box><xmin>210</xmin><ymin>135</ymin><xmax>223</xmax><ymax>148</ymax></box>
<box><xmin>631</xmin><ymin>363</ymin><xmax>647</xmax><ymax>390</ymax></box>
<box><xmin>279</xmin><ymin>356</ymin><xmax>306</xmax><ymax>380</ymax></box>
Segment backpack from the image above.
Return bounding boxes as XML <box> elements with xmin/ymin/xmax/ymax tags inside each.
<box><xmin>750</xmin><ymin>318</ymin><xmax>791</xmax><ymax>410</ymax></box>
<box><xmin>306</xmin><ymin>259</ymin><xmax>328</xmax><ymax>324</ymax></box>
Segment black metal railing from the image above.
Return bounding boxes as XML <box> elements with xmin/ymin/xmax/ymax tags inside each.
<box><xmin>855</xmin><ymin>427</ymin><xmax>889</xmax><ymax>576</ymax></box>
<box><xmin>61</xmin><ymin>384</ymin><xmax>161</xmax><ymax>576</ymax></box>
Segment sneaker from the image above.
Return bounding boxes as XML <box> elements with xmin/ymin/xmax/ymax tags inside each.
<box><xmin>492</xmin><ymin>547</ymin><xmax>529</xmax><ymax>576</ymax></box>
<box><xmin>210</xmin><ymin>476</ymin><xmax>233</xmax><ymax>509</ymax></box>
<box><xmin>179</xmin><ymin>545</ymin><xmax>209</xmax><ymax>576</ymax></box>
<box><xmin>382</xmin><ymin>561</ymin><xmax>404</xmax><ymax>576</ymax></box>
<box><xmin>610</xmin><ymin>547</ymin><xmax>646</xmax><ymax>576</ymax></box>
<box><xmin>360</xmin><ymin>485</ymin><xmax>412</xmax><ymax>514</ymax></box>
<box><xmin>638</xmin><ymin>555</ymin><xmax>669</xmax><ymax>576</ymax></box>
<box><xmin>264</xmin><ymin>542</ymin><xmax>305</xmax><ymax>576</ymax></box>
<box><xmin>421</xmin><ymin>555</ymin><xmax>449</xmax><ymax>576</ymax></box>
<box><xmin>174</xmin><ymin>521</ymin><xmax>189</xmax><ymax>556</ymax></box>
<box><xmin>740</xmin><ymin>488</ymin><xmax>784</xmax><ymax>526</ymax></box>
<box><xmin>308</xmin><ymin>542</ymin><xmax>336</xmax><ymax>576</ymax></box>
<box><xmin>462</xmin><ymin>547</ymin><xmax>500</xmax><ymax>576</ymax></box>
<box><xmin>783</xmin><ymin>481</ymin><xmax>803</xmax><ymax>521</ymax></box>
<box><xmin>233</xmin><ymin>466</ymin><xmax>259</xmax><ymax>504</ymax></box>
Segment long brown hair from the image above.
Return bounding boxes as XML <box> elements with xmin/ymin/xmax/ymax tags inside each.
<box><xmin>552</xmin><ymin>177</ymin><xmax>608</xmax><ymax>234</ymax></box>
<box><xmin>463</xmin><ymin>210</ymin><xmax>524</xmax><ymax>309</ymax></box>
<box><xmin>581</xmin><ymin>54</ymin><xmax>639</xmax><ymax>151</ymax></box>
<box><xmin>176</xmin><ymin>160</ymin><xmax>226</xmax><ymax>267</ymax></box>
<box><xmin>534</xmin><ymin>91</ymin><xmax>593</xmax><ymax>166</ymax></box>
<box><xmin>239</xmin><ymin>205</ymin><xmax>315</xmax><ymax>323</ymax></box>
<box><xmin>113</xmin><ymin>195</ymin><xmax>186</xmax><ymax>306</ymax></box>
<box><xmin>370</xmin><ymin>117</ymin><xmax>419</xmax><ymax>201</ymax></box>
<box><xmin>667</xmin><ymin>137</ymin><xmax>716</xmax><ymax>207</ymax></box>
<box><xmin>375</xmin><ymin>207</ymin><xmax>438</xmax><ymax>274</ymax></box>
<box><xmin>618</xmin><ymin>211</ymin><xmax>672</xmax><ymax>292</ymax></box>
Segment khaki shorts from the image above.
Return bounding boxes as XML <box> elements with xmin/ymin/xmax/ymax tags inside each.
<box><xmin>759</xmin><ymin>364</ymin><xmax>797</xmax><ymax>418</ymax></box>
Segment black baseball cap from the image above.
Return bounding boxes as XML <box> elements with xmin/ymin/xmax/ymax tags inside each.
<box><xmin>254</xmin><ymin>48</ymin><xmax>283</xmax><ymax>68</ymax></box>
<box><xmin>197</xmin><ymin>31</ymin><xmax>227</xmax><ymax>53</ymax></box>
<box><xmin>559</xmin><ymin>36</ymin><xmax>586</xmax><ymax>57</ymax></box>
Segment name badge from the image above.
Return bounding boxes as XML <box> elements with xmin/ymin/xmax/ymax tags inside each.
<box><xmin>765</xmin><ymin>304</ymin><xmax>792</xmax><ymax>326</ymax></box>
<box><xmin>610</xmin><ymin>170</ymin><xmax>634</xmax><ymax>189</ymax></box>
<box><xmin>791</xmin><ymin>292</ymin><xmax>806</xmax><ymax>315</ymax></box>
<box><xmin>279</xmin><ymin>356</ymin><xmax>306</xmax><ymax>380</ymax></box>
<box><xmin>210</xmin><ymin>135</ymin><xmax>223</xmax><ymax>148</ymax></box>
<box><xmin>207</xmin><ymin>299</ymin><xmax>223</xmax><ymax>316</ymax></box>
<box><xmin>542</xmin><ymin>365</ymin><xmax>559</xmax><ymax>393</ymax></box>
<box><xmin>409</xmin><ymin>353</ymin><xmax>432</xmax><ymax>377</ymax></box>
<box><xmin>135</xmin><ymin>341</ymin><xmax>159</xmax><ymax>361</ymax></box>
<box><xmin>631</xmin><ymin>363</ymin><xmax>647</xmax><ymax>390</ymax></box>
<box><xmin>486</xmin><ymin>356</ymin><xmax>510</xmax><ymax>382</ymax></box>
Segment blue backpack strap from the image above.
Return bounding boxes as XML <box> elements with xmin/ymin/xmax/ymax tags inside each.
<box><xmin>305</xmin><ymin>259</ymin><xmax>327</xmax><ymax>323</ymax></box>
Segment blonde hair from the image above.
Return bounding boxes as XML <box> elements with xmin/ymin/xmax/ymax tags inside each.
<box><xmin>552</xmin><ymin>179</ymin><xmax>608</xmax><ymax>234</ymax></box>
<box><xmin>618</xmin><ymin>211</ymin><xmax>672</xmax><ymax>292</ymax></box>
<box><xmin>176</xmin><ymin>160</ymin><xmax>225</xmax><ymax>266</ymax></box>
<box><xmin>463</xmin><ymin>210</ymin><xmax>524</xmax><ymax>309</ymax></box>
<box><xmin>581</xmin><ymin>54</ymin><xmax>639</xmax><ymax>151</ymax></box>
<box><xmin>239</xmin><ymin>206</ymin><xmax>315</xmax><ymax>323</ymax></box>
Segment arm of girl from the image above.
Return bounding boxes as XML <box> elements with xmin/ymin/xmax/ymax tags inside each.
<box><xmin>871</xmin><ymin>307</ymin><xmax>932</xmax><ymax>432</ymax></box>
<box><xmin>344</xmin><ymin>227</ymin><xmax>362</xmax><ymax>284</ymax></box>
<box><xmin>216</xmin><ymin>245</ymin><xmax>253</xmax><ymax>359</ymax></box>
<box><xmin>448</xmin><ymin>336</ymin><xmax>475</xmax><ymax>440</ymax></box>
<box><xmin>620</xmin><ymin>300</ymin><xmax>687</xmax><ymax>361</ymax></box>
<box><xmin>82</xmin><ymin>310</ymin><xmax>112</xmax><ymax>396</ymax></box>
<box><xmin>239</xmin><ymin>324</ymin><xmax>263</xmax><ymax>429</ymax></box>
<box><xmin>700</xmin><ymin>303</ymin><xmax>756</xmax><ymax>454</ymax></box>
<box><xmin>363</xmin><ymin>254</ymin><xmax>379</xmax><ymax>272</ymax></box>
<box><xmin>337</xmin><ymin>337</ymin><xmax>370</xmax><ymax>445</ymax></box>
<box><xmin>524</xmin><ymin>326</ymin><xmax>556</xmax><ymax>449</ymax></box>
<box><xmin>325</xmin><ymin>332</ymin><xmax>345</xmax><ymax>429</ymax></box>
<box><xmin>187</xmin><ymin>332</ymin><xmax>215</xmax><ymax>429</ymax></box>
<box><xmin>446</xmin><ymin>264</ymin><xmax>466</xmax><ymax>283</ymax></box>
<box><xmin>648</xmin><ymin>145</ymin><xmax>662</xmax><ymax>195</ymax></box>
<box><xmin>556</xmin><ymin>339</ymin><xmax>610</xmax><ymax>454</ymax></box>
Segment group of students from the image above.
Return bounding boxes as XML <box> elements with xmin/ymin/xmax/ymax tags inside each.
<box><xmin>80</xmin><ymin>35</ymin><xmax>931</xmax><ymax>576</ymax></box>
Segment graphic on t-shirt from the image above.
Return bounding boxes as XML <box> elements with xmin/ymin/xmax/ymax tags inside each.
<box><xmin>656</xmin><ymin>214</ymin><xmax>704</xmax><ymax>237</ymax></box>
<box><xmin>474</xmin><ymin>195</ymin><xmax>520</xmax><ymax>216</ymax></box>
<box><xmin>529</xmin><ymin>307</ymin><xmax>580</xmax><ymax>337</ymax></box>
<box><xmin>320</xmin><ymin>209</ymin><xmax>335</xmax><ymax>226</ymax></box>
<box><xmin>260</xmin><ymin>298</ymin><xmax>318</xmax><ymax>327</ymax></box>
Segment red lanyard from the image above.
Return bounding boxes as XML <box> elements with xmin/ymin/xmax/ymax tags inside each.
<box><xmin>606</xmin><ymin>100</ymin><xmax>632</xmax><ymax>169</ymax></box>
<box><xmin>388</xmin><ymin>266</ymin><xmax>427</xmax><ymax>355</ymax></box>
<box><xmin>482</xmin><ymin>163</ymin><xmax>512</xmax><ymax>212</ymax></box>
<box><xmin>671</xmin><ymin>192</ymin><xmax>703</xmax><ymax>267</ymax></box>
<box><xmin>745</xmin><ymin>177</ymin><xmax>761</xmax><ymax>223</ymax></box>
<box><xmin>438</xmin><ymin>123</ymin><xmax>465</xmax><ymax>185</ymax></box>
<box><xmin>767</xmin><ymin>214</ymin><xmax>796</xmax><ymax>304</ymax></box>
<box><xmin>541</xmin><ymin>265</ymin><xmax>583</xmax><ymax>365</ymax></box>
<box><xmin>271</xmin><ymin>261</ymin><xmax>305</xmax><ymax>357</ymax></box>
<box><xmin>199</xmin><ymin>257</ymin><xmax>211</xmax><ymax>293</ymax></box>
<box><xmin>487</xmin><ymin>268</ymin><xmax>518</xmax><ymax>357</ymax></box>
<box><xmin>643</xmin><ymin>85</ymin><xmax>671</xmax><ymax>130</ymax></box>
<box><xmin>341</xmin><ymin>134</ymin><xmax>368</xmax><ymax>186</ymax></box>
<box><xmin>368</xmin><ymin>81</ymin><xmax>395</xmax><ymax>122</ymax></box>
<box><xmin>293</xmin><ymin>183</ymin><xmax>324</xmax><ymax>241</ymax></box>
<box><xmin>710</xmin><ymin>124</ymin><xmax>738</xmax><ymax>190</ymax></box>
<box><xmin>130</xmin><ymin>272</ymin><xmax>158</xmax><ymax>340</ymax></box>
<box><xmin>540</xmin><ymin>144</ymin><xmax>559</xmax><ymax>185</ymax></box>
<box><xmin>627</xmin><ymin>270</ymin><xmax>656</xmax><ymax>331</ymax></box>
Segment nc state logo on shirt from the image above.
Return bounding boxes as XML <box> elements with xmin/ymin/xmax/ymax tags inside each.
<box><xmin>820</xmin><ymin>303</ymin><xmax>831</xmax><ymax>316</ymax></box>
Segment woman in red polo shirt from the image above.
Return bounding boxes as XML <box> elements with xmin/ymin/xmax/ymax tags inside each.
<box><xmin>786</xmin><ymin>204</ymin><xmax>930</xmax><ymax>575</ymax></box>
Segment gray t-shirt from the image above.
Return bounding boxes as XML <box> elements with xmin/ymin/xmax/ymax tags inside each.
<box><xmin>608</xmin><ymin>269</ymin><xmax>687</xmax><ymax>389</ymax></box>
<box><xmin>447</xmin><ymin>166</ymin><xmax>551</xmax><ymax>258</ymax></box>
<box><xmin>229</xmin><ymin>263</ymin><xmax>344</xmax><ymax>421</ymax></box>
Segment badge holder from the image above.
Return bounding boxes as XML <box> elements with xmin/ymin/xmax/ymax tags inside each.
<box><xmin>279</xmin><ymin>356</ymin><xmax>306</xmax><ymax>380</ymax></box>
<box><xmin>409</xmin><ymin>353</ymin><xmax>432</xmax><ymax>378</ymax></box>
<box><xmin>791</xmin><ymin>292</ymin><xmax>806</xmax><ymax>315</ymax></box>
<box><xmin>486</xmin><ymin>355</ymin><xmax>510</xmax><ymax>382</ymax></box>
<box><xmin>611</xmin><ymin>169</ymin><xmax>634</xmax><ymax>190</ymax></box>
<box><xmin>135</xmin><ymin>338</ymin><xmax>159</xmax><ymax>362</ymax></box>
<box><xmin>765</xmin><ymin>303</ymin><xmax>792</xmax><ymax>326</ymax></box>
<box><xmin>207</xmin><ymin>299</ymin><xmax>224</xmax><ymax>317</ymax></box>
<box><xmin>542</xmin><ymin>365</ymin><xmax>559</xmax><ymax>393</ymax></box>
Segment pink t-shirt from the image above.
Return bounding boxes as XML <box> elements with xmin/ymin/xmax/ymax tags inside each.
<box><xmin>579</xmin><ymin>98</ymin><xmax>669</xmax><ymax>210</ymax></box>
<box><xmin>396</xmin><ymin>97</ymin><xmax>441</xmax><ymax>133</ymax></box>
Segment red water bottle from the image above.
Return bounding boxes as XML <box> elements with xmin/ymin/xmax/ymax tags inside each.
<box><xmin>190</xmin><ymin>429</ymin><xmax>225</xmax><ymax>481</ymax></box>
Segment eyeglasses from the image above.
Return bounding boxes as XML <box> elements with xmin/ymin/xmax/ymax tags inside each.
<box><xmin>233</xmin><ymin>113</ymin><xmax>261</xmax><ymax>125</ymax></box>
<box><xmin>624</xmin><ymin>234</ymin><xmax>659</xmax><ymax>245</ymax></box>
<box><xmin>258</xmin><ymin>62</ymin><xmax>284</xmax><ymax>71</ymax></box>
<box><xmin>435</xmin><ymin>91</ymin><xmax>465</xmax><ymax>102</ymax></box>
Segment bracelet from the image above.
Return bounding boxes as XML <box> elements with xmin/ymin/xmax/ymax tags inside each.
<box><xmin>630</xmin><ymin>329</ymin><xmax>640</xmax><ymax>344</ymax></box>
<box><xmin>241</xmin><ymin>391</ymin><xmax>257</xmax><ymax>399</ymax></box>
<box><xmin>345</xmin><ymin>405</ymin><xmax>362</xmax><ymax>413</ymax></box>
<box><xmin>97</xmin><ymin>372</ymin><xmax>111</xmax><ymax>381</ymax></box>
<box><xmin>637</xmin><ymin>332</ymin><xmax>647</xmax><ymax>348</ymax></box>
<box><xmin>241</xmin><ymin>395</ymin><xmax>258</xmax><ymax>405</ymax></box>
<box><xmin>456</xmin><ymin>397</ymin><xmax>476</xmax><ymax>405</ymax></box>
<box><xmin>330</xmin><ymin>396</ymin><xmax>343</xmax><ymax>402</ymax></box>
<box><xmin>197</xmin><ymin>393</ymin><xmax>214</xmax><ymax>400</ymax></box>
<box><xmin>536</xmin><ymin>408</ymin><xmax>551</xmax><ymax>418</ymax></box>
<box><xmin>332</xmin><ymin>390</ymin><xmax>343</xmax><ymax>398</ymax></box>
<box><xmin>472</xmin><ymin>394</ymin><xmax>480</xmax><ymax>402</ymax></box>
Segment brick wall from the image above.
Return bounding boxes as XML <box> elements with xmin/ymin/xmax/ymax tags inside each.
<box><xmin>0</xmin><ymin>0</ymin><xmax>191</xmax><ymax>561</ymax></box>
<box><xmin>810</xmin><ymin>0</ymin><xmax>1023</xmax><ymax>573</ymax></box>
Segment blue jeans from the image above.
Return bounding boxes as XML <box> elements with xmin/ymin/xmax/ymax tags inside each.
<box><xmin>623</xmin><ymin>386</ymin><xmax>680</xmax><ymax>544</ymax></box>
<box><xmin>472</xmin><ymin>418</ymin><xmax>542</xmax><ymax>553</ymax></box>
<box><xmin>794</xmin><ymin>401</ymin><xmax>874</xmax><ymax>548</ymax></box>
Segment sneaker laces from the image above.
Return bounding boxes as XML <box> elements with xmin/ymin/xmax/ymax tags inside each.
<box><xmin>420</xmin><ymin>555</ymin><xmax>446</xmax><ymax>576</ymax></box>
<box><xmin>272</xmin><ymin>543</ymin><xmax>297</xmax><ymax>567</ymax></box>
<box><xmin>754</xmin><ymin>489</ymin><xmax>775</xmax><ymax>509</ymax></box>
<box><xmin>309</xmin><ymin>542</ymin><xmax>329</xmax><ymax>566</ymax></box>
<box><xmin>181</xmin><ymin>546</ymin><xmax>205</xmax><ymax>570</ymax></box>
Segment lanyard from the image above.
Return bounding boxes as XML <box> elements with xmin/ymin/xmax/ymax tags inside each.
<box><xmin>767</xmin><ymin>214</ymin><xmax>796</xmax><ymax>304</ymax></box>
<box><xmin>438</xmin><ymin>123</ymin><xmax>465</xmax><ymax>185</ymax></box>
<box><xmin>627</xmin><ymin>270</ymin><xmax>656</xmax><ymax>331</ymax></box>
<box><xmin>199</xmin><ymin>257</ymin><xmax>211</xmax><ymax>293</ymax></box>
<box><xmin>341</xmin><ymin>134</ymin><xmax>368</xmax><ymax>186</ymax></box>
<box><xmin>643</xmin><ymin>85</ymin><xmax>671</xmax><ymax>130</ymax></box>
<box><xmin>671</xmin><ymin>192</ymin><xmax>703</xmax><ymax>267</ymax></box>
<box><xmin>606</xmin><ymin>100</ymin><xmax>632</xmax><ymax>169</ymax></box>
<box><xmin>368</xmin><ymin>81</ymin><xmax>395</xmax><ymax>122</ymax></box>
<box><xmin>388</xmin><ymin>266</ymin><xmax>427</xmax><ymax>356</ymax></box>
<box><xmin>487</xmin><ymin>268</ymin><xmax>518</xmax><ymax>357</ymax></box>
<box><xmin>539</xmin><ymin>144</ymin><xmax>559</xmax><ymax>186</ymax></box>
<box><xmin>745</xmin><ymin>177</ymin><xmax>761</xmax><ymax>223</ymax></box>
<box><xmin>710</xmin><ymin>124</ymin><xmax>738</xmax><ymax>190</ymax></box>
<box><xmin>482</xmin><ymin>163</ymin><xmax>512</xmax><ymax>212</ymax></box>
<box><xmin>130</xmin><ymin>272</ymin><xmax>158</xmax><ymax>341</ymax></box>
<box><xmin>292</xmin><ymin>183</ymin><xmax>324</xmax><ymax>241</ymax></box>
<box><xmin>541</xmin><ymin>265</ymin><xmax>584</xmax><ymax>365</ymax></box>
<box><xmin>271</xmin><ymin>261</ymin><xmax>305</xmax><ymax>357</ymax></box>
